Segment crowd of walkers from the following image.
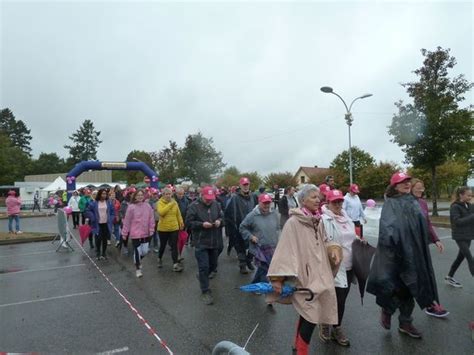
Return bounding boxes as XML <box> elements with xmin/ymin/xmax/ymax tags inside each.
<box><xmin>46</xmin><ymin>172</ymin><xmax>473</xmax><ymax>354</ymax></box>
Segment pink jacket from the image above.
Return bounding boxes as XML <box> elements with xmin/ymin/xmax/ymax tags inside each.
<box><xmin>121</xmin><ymin>202</ymin><xmax>155</xmax><ymax>239</ymax></box>
<box><xmin>6</xmin><ymin>196</ymin><xmax>22</xmax><ymax>216</ymax></box>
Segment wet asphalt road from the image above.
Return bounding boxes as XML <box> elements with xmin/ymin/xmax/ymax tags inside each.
<box><xmin>0</xmin><ymin>217</ymin><xmax>473</xmax><ymax>354</ymax></box>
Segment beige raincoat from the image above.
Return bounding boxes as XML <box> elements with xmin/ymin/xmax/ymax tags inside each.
<box><xmin>267</xmin><ymin>208</ymin><xmax>339</xmax><ymax>325</ymax></box>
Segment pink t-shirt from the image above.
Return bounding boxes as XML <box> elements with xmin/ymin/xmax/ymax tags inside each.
<box><xmin>98</xmin><ymin>201</ymin><xmax>108</xmax><ymax>224</ymax></box>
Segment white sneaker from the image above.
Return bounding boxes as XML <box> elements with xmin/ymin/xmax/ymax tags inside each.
<box><xmin>445</xmin><ymin>276</ymin><xmax>462</xmax><ymax>288</ymax></box>
<box><xmin>16</xmin><ymin>231</ymin><xmax>23</xmax><ymax>234</ymax></box>
<box><xmin>136</xmin><ymin>269</ymin><xmax>143</xmax><ymax>278</ymax></box>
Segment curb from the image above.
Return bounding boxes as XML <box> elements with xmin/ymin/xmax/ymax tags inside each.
<box><xmin>0</xmin><ymin>234</ymin><xmax>56</xmax><ymax>245</ymax></box>
<box><xmin>432</xmin><ymin>223</ymin><xmax>450</xmax><ymax>229</ymax></box>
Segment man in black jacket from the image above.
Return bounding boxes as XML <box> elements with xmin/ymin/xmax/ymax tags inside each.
<box><xmin>225</xmin><ymin>177</ymin><xmax>258</xmax><ymax>274</ymax></box>
<box><xmin>186</xmin><ymin>186</ymin><xmax>224</xmax><ymax>305</ymax></box>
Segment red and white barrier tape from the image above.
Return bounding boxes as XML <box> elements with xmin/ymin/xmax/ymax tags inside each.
<box><xmin>71</xmin><ymin>235</ymin><xmax>173</xmax><ymax>355</ymax></box>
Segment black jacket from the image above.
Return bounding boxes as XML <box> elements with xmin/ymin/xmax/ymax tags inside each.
<box><xmin>186</xmin><ymin>199</ymin><xmax>223</xmax><ymax>249</ymax></box>
<box><xmin>450</xmin><ymin>201</ymin><xmax>474</xmax><ymax>241</ymax></box>
<box><xmin>224</xmin><ymin>192</ymin><xmax>258</xmax><ymax>238</ymax></box>
<box><xmin>366</xmin><ymin>194</ymin><xmax>438</xmax><ymax>312</ymax></box>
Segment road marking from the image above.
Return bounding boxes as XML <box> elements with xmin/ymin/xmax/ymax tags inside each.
<box><xmin>0</xmin><ymin>290</ymin><xmax>100</xmax><ymax>308</ymax></box>
<box><xmin>0</xmin><ymin>263</ymin><xmax>85</xmax><ymax>275</ymax></box>
<box><xmin>0</xmin><ymin>250</ymin><xmax>56</xmax><ymax>258</ymax></box>
<box><xmin>70</xmin><ymin>233</ymin><xmax>174</xmax><ymax>355</ymax></box>
<box><xmin>96</xmin><ymin>347</ymin><xmax>129</xmax><ymax>355</ymax></box>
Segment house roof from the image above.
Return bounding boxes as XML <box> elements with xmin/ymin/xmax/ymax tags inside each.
<box><xmin>295</xmin><ymin>166</ymin><xmax>331</xmax><ymax>179</ymax></box>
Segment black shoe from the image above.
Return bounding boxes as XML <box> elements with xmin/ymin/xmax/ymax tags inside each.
<box><xmin>398</xmin><ymin>323</ymin><xmax>422</xmax><ymax>339</ymax></box>
<box><xmin>102</xmin><ymin>255</ymin><xmax>108</xmax><ymax>261</ymax></box>
<box><xmin>240</xmin><ymin>265</ymin><xmax>249</xmax><ymax>274</ymax></box>
<box><xmin>246</xmin><ymin>261</ymin><xmax>255</xmax><ymax>271</ymax></box>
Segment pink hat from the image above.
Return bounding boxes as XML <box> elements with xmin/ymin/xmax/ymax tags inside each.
<box><xmin>319</xmin><ymin>184</ymin><xmax>330</xmax><ymax>196</ymax></box>
<box><xmin>7</xmin><ymin>190</ymin><xmax>16</xmax><ymax>196</ymax></box>
<box><xmin>326</xmin><ymin>189</ymin><xmax>344</xmax><ymax>202</ymax></box>
<box><xmin>390</xmin><ymin>172</ymin><xmax>411</xmax><ymax>186</ymax></box>
<box><xmin>258</xmin><ymin>193</ymin><xmax>272</xmax><ymax>203</ymax></box>
<box><xmin>239</xmin><ymin>177</ymin><xmax>250</xmax><ymax>185</ymax></box>
<box><xmin>349</xmin><ymin>184</ymin><xmax>360</xmax><ymax>193</ymax></box>
<box><xmin>202</xmin><ymin>186</ymin><xmax>216</xmax><ymax>200</ymax></box>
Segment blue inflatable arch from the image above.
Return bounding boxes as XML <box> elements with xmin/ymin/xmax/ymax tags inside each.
<box><xmin>66</xmin><ymin>161</ymin><xmax>159</xmax><ymax>197</ymax></box>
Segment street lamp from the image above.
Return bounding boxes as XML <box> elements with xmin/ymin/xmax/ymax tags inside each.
<box><xmin>320</xmin><ymin>86</ymin><xmax>373</xmax><ymax>185</ymax></box>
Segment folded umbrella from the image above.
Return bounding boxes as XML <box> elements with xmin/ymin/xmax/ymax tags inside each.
<box><xmin>79</xmin><ymin>224</ymin><xmax>92</xmax><ymax>246</ymax></box>
<box><xmin>352</xmin><ymin>238</ymin><xmax>376</xmax><ymax>304</ymax></box>
<box><xmin>239</xmin><ymin>282</ymin><xmax>314</xmax><ymax>301</ymax></box>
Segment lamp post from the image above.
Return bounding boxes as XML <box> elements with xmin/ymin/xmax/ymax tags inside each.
<box><xmin>320</xmin><ymin>86</ymin><xmax>373</xmax><ymax>185</ymax></box>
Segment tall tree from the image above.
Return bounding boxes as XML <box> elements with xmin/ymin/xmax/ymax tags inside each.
<box><xmin>178</xmin><ymin>132</ymin><xmax>226</xmax><ymax>184</ymax></box>
<box><xmin>64</xmin><ymin>119</ymin><xmax>102</xmax><ymax>165</ymax></box>
<box><xmin>216</xmin><ymin>166</ymin><xmax>241</xmax><ymax>187</ymax></box>
<box><xmin>330</xmin><ymin>147</ymin><xmax>375</xmax><ymax>188</ymax></box>
<box><xmin>264</xmin><ymin>172</ymin><xmax>296</xmax><ymax>189</ymax></box>
<box><xmin>30</xmin><ymin>153</ymin><xmax>66</xmax><ymax>175</ymax></box>
<box><xmin>0</xmin><ymin>108</ymin><xmax>32</xmax><ymax>156</ymax></box>
<box><xmin>125</xmin><ymin>150</ymin><xmax>154</xmax><ymax>185</ymax></box>
<box><xmin>0</xmin><ymin>132</ymin><xmax>31</xmax><ymax>185</ymax></box>
<box><xmin>388</xmin><ymin>47</ymin><xmax>473</xmax><ymax>215</ymax></box>
<box><xmin>150</xmin><ymin>141</ymin><xmax>181</xmax><ymax>184</ymax></box>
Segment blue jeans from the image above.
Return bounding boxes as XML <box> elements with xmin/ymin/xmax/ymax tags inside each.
<box><xmin>251</xmin><ymin>266</ymin><xmax>268</xmax><ymax>284</ymax></box>
<box><xmin>8</xmin><ymin>215</ymin><xmax>20</xmax><ymax>232</ymax></box>
<box><xmin>195</xmin><ymin>247</ymin><xmax>219</xmax><ymax>293</ymax></box>
<box><xmin>113</xmin><ymin>224</ymin><xmax>121</xmax><ymax>242</ymax></box>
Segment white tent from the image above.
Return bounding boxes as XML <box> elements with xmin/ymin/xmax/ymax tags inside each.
<box><xmin>42</xmin><ymin>176</ymin><xmax>66</xmax><ymax>192</ymax></box>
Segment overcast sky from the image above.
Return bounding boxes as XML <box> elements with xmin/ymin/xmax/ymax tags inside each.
<box><xmin>1</xmin><ymin>0</ymin><xmax>472</xmax><ymax>177</ymax></box>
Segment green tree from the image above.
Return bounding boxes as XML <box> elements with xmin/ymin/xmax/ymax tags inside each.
<box><xmin>125</xmin><ymin>150</ymin><xmax>154</xmax><ymax>185</ymax></box>
<box><xmin>150</xmin><ymin>141</ymin><xmax>181</xmax><ymax>184</ymax></box>
<box><xmin>389</xmin><ymin>47</ymin><xmax>473</xmax><ymax>215</ymax></box>
<box><xmin>330</xmin><ymin>147</ymin><xmax>376</xmax><ymax>188</ymax></box>
<box><xmin>64</xmin><ymin>119</ymin><xmax>102</xmax><ymax>165</ymax></box>
<box><xmin>0</xmin><ymin>108</ymin><xmax>32</xmax><ymax>156</ymax></box>
<box><xmin>264</xmin><ymin>172</ymin><xmax>296</xmax><ymax>189</ymax></box>
<box><xmin>216</xmin><ymin>166</ymin><xmax>241</xmax><ymax>187</ymax></box>
<box><xmin>358</xmin><ymin>161</ymin><xmax>399</xmax><ymax>199</ymax></box>
<box><xmin>30</xmin><ymin>153</ymin><xmax>66</xmax><ymax>175</ymax></box>
<box><xmin>178</xmin><ymin>132</ymin><xmax>226</xmax><ymax>184</ymax></box>
<box><xmin>0</xmin><ymin>132</ymin><xmax>31</xmax><ymax>185</ymax></box>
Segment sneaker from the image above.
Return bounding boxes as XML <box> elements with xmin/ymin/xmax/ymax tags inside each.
<box><xmin>102</xmin><ymin>255</ymin><xmax>108</xmax><ymax>261</ymax></box>
<box><xmin>201</xmin><ymin>291</ymin><xmax>214</xmax><ymax>305</ymax></box>
<box><xmin>107</xmin><ymin>240</ymin><xmax>111</xmax><ymax>245</ymax></box>
<box><xmin>319</xmin><ymin>324</ymin><xmax>332</xmax><ymax>342</ymax></box>
<box><xmin>239</xmin><ymin>265</ymin><xmax>249</xmax><ymax>274</ymax></box>
<box><xmin>153</xmin><ymin>248</ymin><xmax>159</xmax><ymax>253</ymax></box>
<box><xmin>246</xmin><ymin>261</ymin><xmax>255</xmax><ymax>271</ymax></box>
<box><xmin>380</xmin><ymin>309</ymin><xmax>391</xmax><ymax>330</ymax></box>
<box><xmin>332</xmin><ymin>326</ymin><xmax>350</xmax><ymax>347</ymax></box>
<box><xmin>425</xmin><ymin>304</ymin><xmax>449</xmax><ymax>318</ymax></box>
<box><xmin>208</xmin><ymin>271</ymin><xmax>217</xmax><ymax>279</ymax></box>
<box><xmin>115</xmin><ymin>241</ymin><xmax>120</xmax><ymax>248</ymax></box>
<box><xmin>445</xmin><ymin>276</ymin><xmax>462</xmax><ymax>288</ymax></box>
<box><xmin>136</xmin><ymin>269</ymin><xmax>143</xmax><ymax>278</ymax></box>
<box><xmin>16</xmin><ymin>231</ymin><xmax>23</xmax><ymax>234</ymax></box>
<box><xmin>157</xmin><ymin>259</ymin><xmax>163</xmax><ymax>268</ymax></box>
<box><xmin>398</xmin><ymin>323</ymin><xmax>422</xmax><ymax>339</ymax></box>
<box><xmin>173</xmin><ymin>263</ymin><xmax>184</xmax><ymax>272</ymax></box>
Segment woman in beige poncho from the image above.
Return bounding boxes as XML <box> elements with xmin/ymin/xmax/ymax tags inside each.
<box><xmin>268</xmin><ymin>184</ymin><xmax>341</xmax><ymax>355</ymax></box>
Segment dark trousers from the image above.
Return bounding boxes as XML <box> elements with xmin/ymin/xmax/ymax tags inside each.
<box><xmin>251</xmin><ymin>266</ymin><xmax>268</xmax><ymax>284</ymax></box>
<box><xmin>72</xmin><ymin>212</ymin><xmax>80</xmax><ymax>228</ymax></box>
<box><xmin>384</xmin><ymin>285</ymin><xmax>415</xmax><ymax>325</ymax></box>
<box><xmin>335</xmin><ymin>270</ymin><xmax>354</xmax><ymax>326</ymax></box>
<box><xmin>158</xmin><ymin>230</ymin><xmax>178</xmax><ymax>263</ymax></box>
<box><xmin>448</xmin><ymin>240</ymin><xmax>474</xmax><ymax>277</ymax></box>
<box><xmin>132</xmin><ymin>237</ymin><xmax>150</xmax><ymax>269</ymax></box>
<box><xmin>353</xmin><ymin>220</ymin><xmax>363</xmax><ymax>238</ymax></box>
<box><xmin>32</xmin><ymin>201</ymin><xmax>41</xmax><ymax>212</ymax></box>
<box><xmin>195</xmin><ymin>247</ymin><xmax>219</xmax><ymax>293</ymax></box>
<box><xmin>295</xmin><ymin>316</ymin><xmax>316</xmax><ymax>350</ymax></box>
<box><xmin>81</xmin><ymin>212</ymin><xmax>87</xmax><ymax>225</ymax></box>
<box><xmin>95</xmin><ymin>223</ymin><xmax>109</xmax><ymax>257</ymax></box>
<box><xmin>234</xmin><ymin>234</ymin><xmax>252</xmax><ymax>266</ymax></box>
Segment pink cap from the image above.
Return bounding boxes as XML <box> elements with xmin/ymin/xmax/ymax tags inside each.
<box><xmin>349</xmin><ymin>184</ymin><xmax>360</xmax><ymax>193</ymax></box>
<box><xmin>326</xmin><ymin>189</ymin><xmax>344</xmax><ymax>202</ymax></box>
<box><xmin>390</xmin><ymin>172</ymin><xmax>411</xmax><ymax>186</ymax></box>
<box><xmin>258</xmin><ymin>193</ymin><xmax>272</xmax><ymax>203</ymax></box>
<box><xmin>202</xmin><ymin>186</ymin><xmax>216</xmax><ymax>200</ymax></box>
<box><xmin>7</xmin><ymin>190</ymin><xmax>16</xmax><ymax>196</ymax></box>
<box><xmin>239</xmin><ymin>177</ymin><xmax>250</xmax><ymax>185</ymax></box>
<box><xmin>319</xmin><ymin>184</ymin><xmax>330</xmax><ymax>196</ymax></box>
